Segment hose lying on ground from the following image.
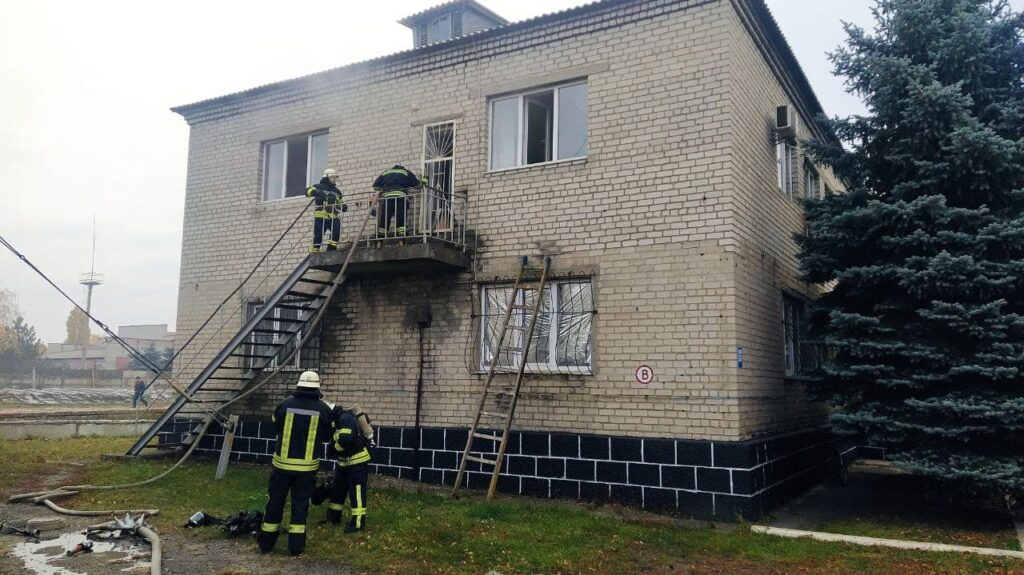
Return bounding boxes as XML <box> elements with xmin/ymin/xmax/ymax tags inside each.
<box><xmin>87</xmin><ymin>519</ymin><xmax>162</xmax><ymax>575</ymax></box>
<box><xmin>40</xmin><ymin>499</ymin><xmax>159</xmax><ymax>517</ymax></box>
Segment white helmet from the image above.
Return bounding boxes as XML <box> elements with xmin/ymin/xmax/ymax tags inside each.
<box><xmin>297</xmin><ymin>370</ymin><xmax>321</xmax><ymax>390</ymax></box>
<box><xmin>323</xmin><ymin>168</ymin><xmax>338</xmax><ymax>180</ymax></box>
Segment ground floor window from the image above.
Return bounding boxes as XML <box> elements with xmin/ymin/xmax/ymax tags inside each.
<box><xmin>479</xmin><ymin>278</ymin><xmax>594</xmax><ymax>375</ymax></box>
<box><xmin>245</xmin><ymin>300</ymin><xmax>320</xmax><ymax>371</ymax></box>
<box><xmin>783</xmin><ymin>293</ymin><xmax>816</xmax><ymax>376</ymax></box>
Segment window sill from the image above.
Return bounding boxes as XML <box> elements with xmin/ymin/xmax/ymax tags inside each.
<box><xmin>486</xmin><ymin>156</ymin><xmax>587</xmax><ymax>175</ymax></box>
<box><xmin>471</xmin><ymin>367</ymin><xmax>593</xmax><ymax>377</ymax></box>
<box><xmin>259</xmin><ymin>195</ymin><xmax>309</xmax><ymax>206</ymax></box>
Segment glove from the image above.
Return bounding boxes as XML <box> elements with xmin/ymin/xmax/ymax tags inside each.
<box><xmin>341</xmin><ymin>204</ymin><xmax>348</xmax><ymax>213</ymax></box>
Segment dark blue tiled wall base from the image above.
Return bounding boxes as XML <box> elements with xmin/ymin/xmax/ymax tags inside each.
<box><xmin>159</xmin><ymin>418</ymin><xmax>833</xmax><ymax>520</ymax></box>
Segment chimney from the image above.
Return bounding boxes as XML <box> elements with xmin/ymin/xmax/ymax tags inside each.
<box><xmin>399</xmin><ymin>0</ymin><xmax>509</xmax><ymax>48</ymax></box>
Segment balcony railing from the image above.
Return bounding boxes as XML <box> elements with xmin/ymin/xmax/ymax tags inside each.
<box><xmin>363</xmin><ymin>186</ymin><xmax>467</xmax><ymax>249</ymax></box>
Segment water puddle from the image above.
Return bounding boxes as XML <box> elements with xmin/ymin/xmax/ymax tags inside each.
<box><xmin>12</xmin><ymin>531</ymin><xmax>148</xmax><ymax>575</ymax></box>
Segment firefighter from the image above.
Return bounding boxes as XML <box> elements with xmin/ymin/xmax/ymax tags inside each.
<box><xmin>326</xmin><ymin>406</ymin><xmax>372</xmax><ymax>532</ymax></box>
<box><xmin>257</xmin><ymin>371</ymin><xmax>334</xmax><ymax>556</ymax></box>
<box><xmin>372</xmin><ymin>164</ymin><xmax>423</xmax><ymax>238</ymax></box>
<box><xmin>306</xmin><ymin>168</ymin><xmax>347</xmax><ymax>252</ymax></box>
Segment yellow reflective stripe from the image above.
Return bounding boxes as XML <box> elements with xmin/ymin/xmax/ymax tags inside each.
<box><xmin>327</xmin><ymin>502</ymin><xmax>344</xmax><ymax>511</ymax></box>
<box><xmin>281</xmin><ymin>412</ymin><xmax>293</xmax><ymax>458</ymax></box>
<box><xmin>381</xmin><ymin>191</ymin><xmax>407</xmax><ymax>198</ymax></box>
<box><xmin>336</xmin><ymin>448</ymin><xmax>371</xmax><ymax>467</ymax></box>
<box><xmin>261</xmin><ymin>522</ymin><xmax>280</xmax><ymax>532</ymax></box>
<box><xmin>381</xmin><ymin>168</ymin><xmax>407</xmax><ymax>176</ymax></box>
<box><xmin>355</xmin><ymin>484</ymin><xmax>362</xmax><ymax>512</ymax></box>
<box><xmin>287</xmin><ymin>524</ymin><xmax>306</xmax><ymax>534</ymax></box>
<box><xmin>271</xmin><ymin>455</ymin><xmax>319</xmax><ymax>472</ymax></box>
<box><xmin>305</xmin><ymin>416</ymin><xmax>319</xmax><ymax>461</ymax></box>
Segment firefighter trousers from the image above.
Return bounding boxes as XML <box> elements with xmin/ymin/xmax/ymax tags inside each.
<box><xmin>326</xmin><ymin>463</ymin><xmax>368</xmax><ymax>531</ymax></box>
<box><xmin>311</xmin><ymin>216</ymin><xmax>339</xmax><ymax>252</ymax></box>
<box><xmin>258</xmin><ymin>468</ymin><xmax>316</xmax><ymax>555</ymax></box>
<box><xmin>377</xmin><ymin>196</ymin><xmax>406</xmax><ymax>237</ymax></box>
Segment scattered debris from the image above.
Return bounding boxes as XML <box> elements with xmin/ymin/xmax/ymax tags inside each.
<box><xmin>65</xmin><ymin>540</ymin><xmax>93</xmax><ymax>557</ymax></box>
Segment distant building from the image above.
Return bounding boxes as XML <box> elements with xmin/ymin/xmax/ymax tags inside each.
<box><xmin>44</xmin><ymin>324</ymin><xmax>175</xmax><ymax>370</ymax></box>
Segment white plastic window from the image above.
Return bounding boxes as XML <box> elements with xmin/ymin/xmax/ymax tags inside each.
<box><xmin>262</xmin><ymin>132</ymin><xmax>328</xmax><ymax>201</ymax></box>
<box><xmin>480</xmin><ymin>279</ymin><xmax>593</xmax><ymax>374</ymax></box>
<box><xmin>776</xmin><ymin>141</ymin><xmax>796</xmax><ymax>199</ymax></box>
<box><xmin>489</xmin><ymin>81</ymin><xmax>588</xmax><ymax>170</ymax></box>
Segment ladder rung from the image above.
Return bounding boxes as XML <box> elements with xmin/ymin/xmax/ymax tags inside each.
<box><xmin>229</xmin><ymin>353</ymin><xmax>278</xmax><ymax>359</ymax></box>
<box><xmin>207</xmin><ymin>376</ymin><xmax>247</xmax><ymax>381</ymax></box>
<box><xmin>503</xmin><ymin>346</ymin><xmax>523</xmax><ymax>353</ymax></box>
<box><xmin>250</xmin><ymin>328</ymin><xmax>300</xmax><ymax>335</ymax></box>
<box><xmin>510</xmin><ymin>305</ymin><xmax>532</xmax><ymax>311</ymax></box>
<box><xmin>464</xmin><ymin>455</ymin><xmax>497</xmax><ymax>466</ymax></box>
<box><xmin>523</xmin><ymin>266</ymin><xmax>546</xmax><ymax>273</ymax></box>
<box><xmin>480</xmin><ymin>411</ymin><xmax>509</xmax><ymax>419</ymax></box>
<box><xmin>472</xmin><ymin>431</ymin><xmax>504</xmax><ymax>442</ymax></box>
<box><xmin>517</xmin><ymin>284</ymin><xmax>540</xmax><ymax>291</ymax></box>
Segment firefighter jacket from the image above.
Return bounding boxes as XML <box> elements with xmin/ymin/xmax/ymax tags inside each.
<box><xmin>331</xmin><ymin>408</ymin><xmax>371</xmax><ymax>467</ymax></box>
<box><xmin>306</xmin><ymin>178</ymin><xmax>345</xmax><ymax>219</ymax></box>
<box><xmin>270</xmin><ymin>389</ymin><xmax>335</xmax><ymax>473</ymax></box>
<box><xmin>372</xmin><ymin>165</ymin><xmax>422</xmax><ymax>199</ymax></box>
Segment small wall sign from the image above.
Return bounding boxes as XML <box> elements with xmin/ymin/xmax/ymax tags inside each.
<box><xmin>635</xmin><ymin>365</ymin><xmax>654</xmax><ymax>384</ymax></box>
<box><xmin>737</xmin><ymin>346</ymin><xmax>744</xmax><ymax>369</ymax></box>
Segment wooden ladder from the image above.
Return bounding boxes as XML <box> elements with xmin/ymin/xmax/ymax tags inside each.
<box><xmin>453</xmin><ymin>256</ymin><xmax>551</xmax><ymax>499</ymax></box>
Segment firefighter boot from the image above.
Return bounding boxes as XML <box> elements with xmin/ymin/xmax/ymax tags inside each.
<box><xmin>257</xmin><ymin>528</ymin><xmax>279</xmax><ymax>554</ymax></box>
<box><xmin>287</xmin><ymin>527</ymin><xmax>306</xmax><ymax>556</ymax></box>
<box><xmin>344</xmin><ymin>515</ymin><xmax>365</xmax><ymax>533</ymax></box>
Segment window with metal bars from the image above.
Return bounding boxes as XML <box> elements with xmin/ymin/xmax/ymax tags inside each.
<box><xmin>478</xmin><ymin>279</ymin><xmax>594</xmax><ymax>375</ymax></box>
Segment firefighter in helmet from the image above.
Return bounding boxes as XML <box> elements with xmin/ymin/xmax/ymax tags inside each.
<box><xmin>372</xmin><ymin>165</ymin><xmax>423</xmax><ymax>238</ymax></box>
<box><xmin>326</xmin><ymin>405</ymin><xmax>373</xmax><ymax>532</ymax></box>
<box><xmin>257</xmin><ymin>371</ymin><xmax>334</xmax><ymax>556</ymax></box>
<box><xmin>306</xmin><ymin>168</ymin><xmax>347</xmax><ymax>252</ymax></box>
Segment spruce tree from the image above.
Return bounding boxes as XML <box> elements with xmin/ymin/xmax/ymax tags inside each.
<box><xmin>798</xmin><ymin>0</ymin><xmax>1024</xmax><ymax>497</ymax></box>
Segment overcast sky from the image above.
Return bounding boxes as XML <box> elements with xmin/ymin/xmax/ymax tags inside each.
<box><xmin>0</xmin><ymin>0</ymin><xmax>1015</xmax><ymax>345</ymax></box>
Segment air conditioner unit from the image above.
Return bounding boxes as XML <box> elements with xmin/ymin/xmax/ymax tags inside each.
<box><xmin>775</xmin><ymin>105</ymin><xmax>798</xmax><ymax>141</ymax></box>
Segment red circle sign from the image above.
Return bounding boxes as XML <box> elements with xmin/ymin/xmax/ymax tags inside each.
<box><xmin>635</xmin><ymin>365</ymin><xmax>654</xmax><ymax>384</ymax></box>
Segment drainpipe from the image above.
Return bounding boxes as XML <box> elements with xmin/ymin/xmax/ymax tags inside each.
<box><xmin>412</xmin><ymin>303</ymin><xmax>432</xmax><ymax>480</ymax></box>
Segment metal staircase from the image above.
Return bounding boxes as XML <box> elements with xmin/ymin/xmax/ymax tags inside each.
<box><xmin>127</xmin><ymin>256</ymin><xmax>344</xmax><ymax>456</ymax></box>
<box><xmin>453</xmin><ymin>256</ymin><xmax>551</xmax><ymax>499</ymax></box>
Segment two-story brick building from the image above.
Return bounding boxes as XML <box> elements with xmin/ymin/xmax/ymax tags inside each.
<box><xmin>156</xmin><ymin>0</ymin><xmax>843</xmax><ymax>519</ymax></box>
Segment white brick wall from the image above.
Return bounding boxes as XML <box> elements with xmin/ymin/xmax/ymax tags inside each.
<box><xmin>173</xmin><ymin>0</ymin><xmax>839</xmax><ymax>442</ymax></box>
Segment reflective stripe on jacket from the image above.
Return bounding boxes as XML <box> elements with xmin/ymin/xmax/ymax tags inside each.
<box><xmin>270</xmin><ymin>389</ymin><xmax>334</xmax><ymax>473</ymax></box>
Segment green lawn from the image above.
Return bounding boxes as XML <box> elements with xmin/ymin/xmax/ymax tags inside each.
<box><xmin>3</xmin><ymin>437</ymin><xmax>1024</xmax><ymax>574</ymax></box>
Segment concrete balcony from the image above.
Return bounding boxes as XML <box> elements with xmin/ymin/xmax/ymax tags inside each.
<box><xmin>311</xmin><ymin>187</ymin><xmax>472</xmax><ymax>274</ymax></box>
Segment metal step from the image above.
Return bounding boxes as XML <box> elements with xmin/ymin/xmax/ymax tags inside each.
<box><xmin>296</xmin><ymin>277</ymin><xmax>335</xmax><ymax>287</ymax></box>
<box><xmin>284</xmin><ymin>290</ymin><xmax>326</xmax><ymax>300</ymax></box>
<box><xmin>272</xmin><ymin>303</ymin><xmax>316</xmax><ymax>312</ymax></box>
<box><xmin>472</xmin><ymin>431</ymin><xmax>503</xmax><ymax>442</ymax></box>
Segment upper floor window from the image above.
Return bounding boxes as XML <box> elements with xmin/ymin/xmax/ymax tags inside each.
<box><xmin>480</xmin><ymin>278</ymin><xmax>594</xmax><ymax>374</ymax></box>
<box><xmin>423</xmin><ymin>121</ymin><xmax>455</xmax><ymax>196</ymax></box>
<box><xmin>776</xmin><ymin>141</ymin><xmax>796</xmax><ymax>199</ymax></box>
<box><xmin>489</xmin><ymin>81</ymin><xmax>588</xmax><ymax>171</ymax></box>
<box><xmin>263</xmin><ymin>131</ymin><xmax>328</xmax><ymax>201</ymax></box>
<box><xmin>803</xmin><ymin>161</ymin><xmax>820</xmax><ymax>199</ymax></box>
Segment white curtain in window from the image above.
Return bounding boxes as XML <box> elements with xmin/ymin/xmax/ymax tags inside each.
<box><xmin>556</xmin><ymin>281</ymin><xmax>592</xmax><ymax>367</ymax></box>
